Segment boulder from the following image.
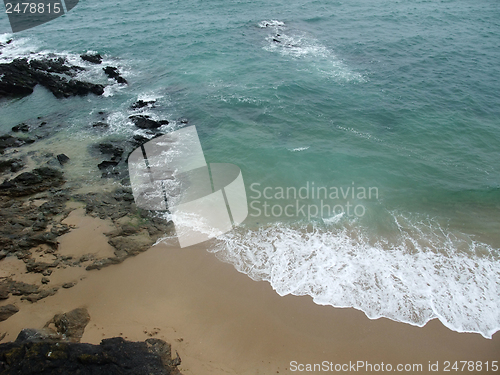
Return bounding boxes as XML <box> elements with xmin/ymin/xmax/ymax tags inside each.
<box><xmin>103</xmin><ymin>66</ymin><xmax>127</xmax><ymax>84</ymax></box>
<box><xmin>81</xmin><ymin>53</ymin><xmax>103</xmax><ymax>64</ymax></box>
<box><xmin>47</xmin><ymin>308</ymin><xmax>90</xmax><ymax>342</ymax></box>
<box><xmin>57</xmin><ymin>154</ymin><xmax>70</xmax><ymax>165</ymax></box>
<box><xmin>129</xmin><ymin>115</ymin><xmax>162</xmax><ymax>129</ymax></box>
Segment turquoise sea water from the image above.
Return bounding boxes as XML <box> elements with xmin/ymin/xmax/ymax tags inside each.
<box><xmin>1</xmin><ymin>0</ymin><xmax>499</xmax><ymax>338</ymax></box>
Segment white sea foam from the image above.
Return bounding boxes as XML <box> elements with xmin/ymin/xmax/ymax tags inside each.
<box><xmin>258</xmin><ymin>20</ymin><xmax>286</xmax><ymax>29</ymax></box>
<box><xmin>259</xmin><ymin>21</ymin><xmax>365</xmax><ymax>83</ymax></box>
<box><xmin>289</xmin><ymin>146</ymin><xmax>309</xmax><ymax>152</ymax></box>
<box><xmin>208</xmin><ymin>213</ymin><xmax>500</xmax><ymax>339</ymax></box>
<box><xmin>0</xmin><ymin>35</ymin><xmax>39</xmax><ymax>63</ymax></box>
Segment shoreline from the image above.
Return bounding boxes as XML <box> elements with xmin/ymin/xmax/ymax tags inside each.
<box><xmin>0</xmin><ymin>39</ymin><xmax>499</xmax><ymax>375</ymax></box>
<box><xmin>2</xmin><ymin>216</ymin><xmax>499</xmax><ymax>374</ymax></box>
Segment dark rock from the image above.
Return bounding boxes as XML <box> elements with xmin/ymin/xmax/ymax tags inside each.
<box><xmin>0</xmin><ymin>336</ymin><xmax>182</xmax><ymax>374</ymax></box>
<box><xmin>15</xmin><ymin>328</ymin><xmax>60</xmax><ymax>342</ymax></box>
<box><xmin>97</xmin><ymin>160</ymin><xmax>119</xmax><ymax>170</ymax></box>
<box><xmin>0</xmin><ymin>158</ymin><xmax>24</xmax><ymax>173</ymax></box>
<box><xmin>81</xmin><ymin>53</ymin><xmax>103</xmax><ymax>64</ymax></box>
<box><xmin>62</xmin><ymin>282</ymin><xmax>76</xmax><ymax>289</ymax></box>
<box><xmin>56</xmin><ymin>153</ymin><xmax>70</xmax><ymax>165</ymax></box>
<box><xmin>35</xmin><ymin>71</ymin><xmax>105</xmax><ymax>98</ymax></box>
<box><xmin>131</xmin><ymin>99</ymin><xmax>156</xmax><ymax>110</ymax></box>
<box><xmin>19</xmin><ymin>231</ymin><xmax>59</xmax><ymax>250</ymax></box>
<box><xmin>29</xmin><ymin>57</ymin><xmax>84</xmax><ymax>77</ymax></box>
<box><xmin>0</xmin><ymin>134</ymin><xmax>35</xmax><ymax>153</ymax></box>
<box><xmin>129</xmin><ymin>115</ymin><xmax>162</xmax><ymax>129</ymax></box>
<box><xmin>0</xmin><ymin>305</ymin><xmax>19</xmax><ymax>321</ymax></box>
<box><xmin>41</xmin><ymin>277</ymin><xmax>50</xmax><ymax>284</ymax></box>
<box><xmin>32</xmin><ymin>219</ymin><xmax>48</xmax><ymax>231</ymax></box>
<box><xmin>96</xmin><ymin>143</ymin><xmax>124</xmax><ymax>160</ymax></box>
<box><xmin>0</xmin><ymin>167</ymin><xmax>64</xmax><ymax>197</ymax></box>
<box><xmin>103</xmin><ymin>66</ymin><xmax>127</xmax><ymax>84</ymax></box>
<box><xmin>0</xmin><ymin>58</ymin><xmax>103</xmax><ymax>99</ymax></box>
<box><xmin>92</xmin><ymin>121</ymin><xmax>109</xmax><ymax>129</ymax></box>
<box><xmin>12</xmin><ymin>123</ymin><xmax>30</xmax><ymax>133</ymax></box>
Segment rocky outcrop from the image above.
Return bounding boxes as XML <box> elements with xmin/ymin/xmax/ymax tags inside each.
<box><xmin>46</xmin><ymin>308</ymin><xmax>90</xmax><ymax>342</ymax></box>
<box><xmin>0</xmin><ymin>167</ymin><xmax>65</xmax><ymax>197</ymax></box>
<box><xmin>103</xmin><ymin>66</ymin><xmax>127</xmax><ymax>84</ymax></box>
<box><xmin>130</xmin><ymin>99</ymin><xmax>156</xmax><ymax>110</ymax></box>
<box><xmin>0</xmin><ymin>308</ymin><xmax>181</xmax><ymax>374</ymax></box>
<box><xmin>0</xmin><ymin>58</ymin><xmax>105</xmax><ymax>99</ymax></box>
<box><xmin>129</xmin><ymin>115</ymin><xmax>169</xmax><ymax>129</ymax></box>
<box><xmin>80</xmin><ymin>53</ymin><xmax>102</xmax><ymax>64</ymax></box>
<box><xmin>0</xmin><ymin>336</ymin><xmax>182</xmax><ymax>374</ymax></box>
<box><xmin>0</xmin><ymin>134</ymin><xmax>35</xmax><ymax>154</ymax></box>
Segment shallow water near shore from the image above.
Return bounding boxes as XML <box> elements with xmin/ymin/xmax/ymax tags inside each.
<box><xmin>1</xmin><ymin>0</ymin><xmax>499</xmax><ymax>340</ymax></box>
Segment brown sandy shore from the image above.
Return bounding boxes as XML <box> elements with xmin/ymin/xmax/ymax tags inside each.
<box><xmin>1</xmin><ymin>212</ymin><xmax>499</xmax><ymax>375</ymax></box>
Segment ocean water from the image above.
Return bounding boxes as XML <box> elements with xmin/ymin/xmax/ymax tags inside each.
<box><xmin>1</xmin><ymin>0</ymin><xmax>499</xmax><ymax>338</ymax></box>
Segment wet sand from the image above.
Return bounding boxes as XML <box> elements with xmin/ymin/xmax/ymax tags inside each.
<box><xmin>1</xmin><ymin>215</ymin><xmax>499</xmax><ymax>374</ymax></box>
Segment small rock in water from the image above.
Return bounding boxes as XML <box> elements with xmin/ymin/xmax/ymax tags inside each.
<box><xmin>12</xmin><ymin>123</ymin><xmax>29</xmax><ymax>132</ymax></box>
<box><xmin>131</xmin><ymin>99</ymin><xmax>156</xmax><ymax>110</ymax></box>
<box><xmin>129</xmin><ymin>115</ymin><xmax>166</xmax><ymax>129</ymax></box>
<box><xmin>56</xmin><ymin>153</ymin><xmax>70</xmax><ymax>165</ymax></box>
<box><xmin>80</xmin><ymin>53</ymin><xmax>103</xmax><ymax>64</ymax></box>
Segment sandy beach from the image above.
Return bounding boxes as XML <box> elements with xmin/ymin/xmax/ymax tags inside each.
<box><xmin>1</xmin><ymin>210</ymin><xmax>498</xmax><ymax>374</ymax></box>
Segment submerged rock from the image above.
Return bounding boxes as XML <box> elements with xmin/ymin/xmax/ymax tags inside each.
<box><xmin>92</xmin><ymin>121</ymin><xmax>109</xmax><ymax>130</ymax></box>
<box><xmin>11</xmin><ymin>123</ymin><xmax>30</xmax><ymax>133</ymax></box>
